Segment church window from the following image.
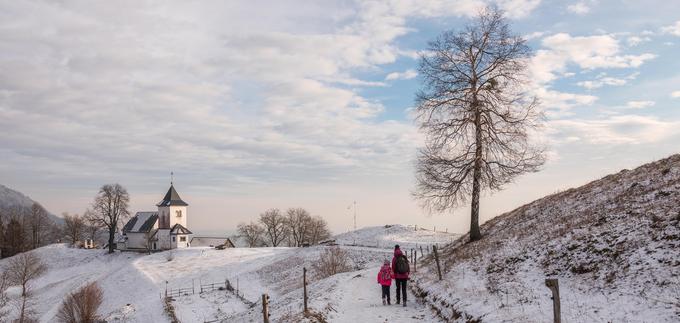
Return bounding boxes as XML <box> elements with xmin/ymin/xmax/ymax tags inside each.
<box><xmin>180</xmin><ymin>236</ymin><xmax>186</xmax><ymax>242</ymax></box>
<box><xmin>172</xmin><ymin>237</ymin><xmax>176</xmax><ymax>242</ymax></box>
<box><xmin>176</xmin><ymin>210</ymin><xmax>182</xmax><ymax>217</ymax></box>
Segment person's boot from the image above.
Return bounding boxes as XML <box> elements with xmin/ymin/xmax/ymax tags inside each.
<box><xmin>402</xmin><ymin>301</ymin><xmax>407</xmax><ymax>307</ymax></box>
<box><xmin>382</xmin><ymin>297</ymin><xmax>386</xmax><ymax>305</ymax></box>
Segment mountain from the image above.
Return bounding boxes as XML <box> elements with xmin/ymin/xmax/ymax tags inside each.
<box><xmin>413</xmin><ymin>154</ymin><xmax>680</xmax><ymax>322</ymax></box>
<box><xmin>0</xmin><ymin>184</ymin><xmax>62</xmax><ymax>224</ymax></box>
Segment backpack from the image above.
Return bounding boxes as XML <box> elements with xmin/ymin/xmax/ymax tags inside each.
<box><xmin>380</xmin><ymin>267</ymin><xmax>391</xmax><ymax>281</ymax></box>
<box><xmin>394</xmin><ymin>254</ymin><xmax>409</xmax><ymax>274</ymax></box>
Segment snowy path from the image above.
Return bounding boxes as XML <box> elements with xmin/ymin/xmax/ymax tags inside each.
<box><xmin>330</xmin><ymin>267</ymin><xmax>440</xmax><ymax>323</ymax></box>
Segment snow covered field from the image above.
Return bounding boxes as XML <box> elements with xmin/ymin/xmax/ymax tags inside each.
<box><xmin>334</xmin><ymin>224</ymin><xmax>460</xmax><ymax>250</ymax></box>
<box><xmin>0</xmin><ymin>225</ymin><xmax>448</xmax><ymax>322</ymax></box>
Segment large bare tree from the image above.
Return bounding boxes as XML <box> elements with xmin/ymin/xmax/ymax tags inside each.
<box><xmin>259</xmin><ymin>208</ymin><xmax>288</xmax><ymax>247</ymax></box>
<box><xmin>91</xmin><ymin>184</ymin><xmax>130</xmax><ymax>253</ymax></box>
<box><xmin>414</xmin><ymin>7</ymin><xmax>545</xmax><ymax>242</ymax></box>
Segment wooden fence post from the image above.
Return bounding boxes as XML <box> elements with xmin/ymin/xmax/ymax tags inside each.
<box><xmin>413</xmin><ymin>249</ymin><xmax>417</xmax><ymax>273</ymax></box>
<box><xmin>303</xmin><ymin>267</ymin><xmax>309</xmax><ymax>314</ymax></box>
<box><xmin>433</xmin><ymin>245</ymin><xmax>442</xmax><ymax>281</ymax></box>
<box><xmin>419</xmin><ymin>246</ymin><xmax>423</xmax><ymax>258</ymax></box>
<box><xmin>262</xmin><ymin>293</ymin><xmax>270</xmax><ymax>323</ymax></box>
<box><xmin>545</xmin><ymin>279</ymin><xmax>561</xmax><ymax>323</ymax></box>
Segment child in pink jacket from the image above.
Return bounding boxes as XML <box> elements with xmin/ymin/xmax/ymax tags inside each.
<box><xmin>377</xmin><ymin>259</ymin><xmax>392</xmax><ymax>305</ymax></box>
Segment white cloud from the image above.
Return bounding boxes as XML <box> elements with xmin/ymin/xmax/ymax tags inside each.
<box><xmin>626</xmin><ymin>36</ymin><xmax>651</xmax><ymax>46</ymax></box>
<box><xmin>385</xmin><ymin>69</ymin><xmax>417</xmax><ymax>81</ymax></box>
<box><xmin>550</xmin><ymin>115</ymin><xmax>680</xmax><ymax>145</ymax></box>
<box><xmin>671</xmin><ymin>91</ymin><xmax>680</xmax><ymax>98</ymax></box>
<box><xmin>567</xmin><ymin>2</ymin><xmax>590</xmax><ymax>15</ymax></box>
<box><xmin>661</xmin><ymin>21</ymin><xmax>680</xmax><ymax>36</ymax></box>
<box><xmin>626</xmin><ymin>100</ymin><xmax>655</xmax><ymax>109</ymax></box>
<box><xmin>577</xmin><ymin>72</ymin><xmax>638</xmax><ymax>90</ymax></box>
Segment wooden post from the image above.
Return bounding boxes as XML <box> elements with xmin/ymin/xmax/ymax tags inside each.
<box><xmin>262</xmin><ymin>293</ymin><xmax>270</xmax><ymax>323</ymax></box>
<box><xmin>303</xmin><ymin>267</ymin><xmax>308</xmax><ymax>314</ymax></box>
<box><xmin>414</xmin><ymin>249</ymin><xmax>417</xmax><ymax>272</ymax></box>
<box><xmin>545</xmin><ymin>278</ymin><xmax>561</xmax><ymax>323</ymax></box>
<box><xmin>433</xmin><ymin>245</ymin><xmax>442</xmax><ymax>281</ymax></box>
<box><xmin>419</xmin><ymin>246</ymin><xmax>423</xmax><ymax>258</ymax></box>
<box><xmin>192</xmin><ymin>279</ymin><xmax>195</xmax><ymax>295</ymax></box>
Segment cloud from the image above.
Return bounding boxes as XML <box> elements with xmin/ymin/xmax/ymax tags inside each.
<box><xmin>625</xmin><ymin>100</ymin><xmax>655</xmax><ymax>109</ymax></box>
<box><xmin>549</xmin><ymin>115</ymin><xmax>680</xmax><ymax>145</ymax></box>
<box><xmin>577</xmin><ymin>72</ymin><xmax>638</xmax><ymax>90</ymax></box>
<box><xmin>661</xmin><ymin>21</ymin><xmax>680</xmax><ymax>36</ymax></box>
<box><xmin>567</xmin><ymin>2</ymin><xmax>590</xmax><ymax>15</ymax></box>
<box><xmin>385</xmin><ymin>69</ymin><xmax>417</xmax><ymax>81</ymax></box>
<box><xmin>626</xmin><ymin>36</ymin><xmax>651</xmax><ymax>46</ymax></box>
<box><xmin>671</xmin><ymin>91</ymin><xmax>680</xmax><ymax>98</ymax></box>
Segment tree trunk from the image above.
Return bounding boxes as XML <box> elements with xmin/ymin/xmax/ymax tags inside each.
<box><xmin>108</xmin><ymin>226</ymin><xmax>115</xmax><ymax>254</ymax></box>
<box><xmin>469</xmin><ymin>106</ymin><xmax>483</xmax><ymax>242</ymax></box>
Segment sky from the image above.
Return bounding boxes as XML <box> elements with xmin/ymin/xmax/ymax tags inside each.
<box><xmin>1</xmin><ymin>0</ymin><xmax>679</xmax><ymax>236</ymax></box>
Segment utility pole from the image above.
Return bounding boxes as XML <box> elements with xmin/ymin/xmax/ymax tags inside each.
<box><xmin>353</xmin><ymin>201</ymin><xmax>357</xmax><ymax>231</ymax></box>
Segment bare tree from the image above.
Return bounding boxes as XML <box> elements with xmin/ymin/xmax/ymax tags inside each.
<box><xmin>259</xmin><ymin>209</ymin><xmax>288</xmax><ymax>247</ymax></box>
<box><xmin>91</xmin><ymin>184</ymin><xmax>130</xmax><ymax>253</ymax></box>
<box><xmin>237</xmin><ymin>222</ymin><xmax>264</xmax><ymax>247</ymax></box>
<box><xmin>27</xmin><ymin>203</ymin><xmax>51</xmax><ymax>249</ymax></box>
<box><xmin>414</xmin><ymin>7</ymin><xmax>545</xmax><ymax>242</ymax></box>
<box><xmin>62</xmin><ymin>213</ymin><xmax>85</xmax><ymax>246</ymax></box>
<box><xmin>0</xmin><ymin>269</ymin><xmax>9</xmax><ymax>318</ymax></box>
<box><xmin>307</xmin><ymin>216</ymin><xmax>332</xmax><ymax>245</ymax></box>
<box><xmin>7</xmin><ymin>252</ymin><xmax>47</xmax><ymax>322</ymax></box>
<box><xmin>4</xmin><ymin>217</ymin><xmax>25</xmax><ymax>257</ymax></box>
<box><xmin>56</xmin><ymin>282</ymin><xmax>104</xmax><ymax>323</ymax></box>
<box><xmin>285</xmin><ymin>208</ymin><xmax>312</xmax><ymax>247</ymax></box>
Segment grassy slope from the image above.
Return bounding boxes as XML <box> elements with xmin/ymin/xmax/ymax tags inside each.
<box><xmin>413</xmin><ymin>154</ymin><xmax>680</xmax><ymax>322</ymax></box>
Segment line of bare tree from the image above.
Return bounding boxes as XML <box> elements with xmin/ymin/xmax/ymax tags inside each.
<box><xmin>0</xmin><ymin>203</ymin><xmax>61</xmax><ymax>259</ymax></box>
<box><xmin>237</xmin><ymin>208</ymin><xmax>332</xmax><ymax>247</ymax></box>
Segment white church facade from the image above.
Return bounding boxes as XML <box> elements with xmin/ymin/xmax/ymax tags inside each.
<box><xmin>117</xmin><ymin>184</ymin><xmax>193</xmax><ymax>251</ymax></box>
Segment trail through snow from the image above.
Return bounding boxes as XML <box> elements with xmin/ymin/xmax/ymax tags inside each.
<box><xmin>330</xmin><ymin>267</ymin><xmax>438</xmax><ymax>323</ymax></box>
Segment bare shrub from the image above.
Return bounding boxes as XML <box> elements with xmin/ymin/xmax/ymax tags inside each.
<box><xmin>7</xmin><ymin>252</ymin><xmax>48</xmax><ymax>322</ymax></box>
<box><xmin>312</xmin><ymin>246</ymin><xmax>353</xmax><ymax>279</ymax></box>
<box><xmin>56</xmin><ymin>282</ymin><xmax>103</xmax><ymax>323</ymax></box>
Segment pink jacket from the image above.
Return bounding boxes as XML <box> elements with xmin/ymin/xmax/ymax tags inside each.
<box><xmin>377</xmin><ymin>264</ymin><xmax>392</xmax><ymax>286</ymax></box>
<box><xmin>391</xmin><ymin>248</ymin><xmax>410</xmax><ymax>279</ymax></box>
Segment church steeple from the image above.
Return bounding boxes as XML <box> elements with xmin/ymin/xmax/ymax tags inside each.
<box><xmin>157</xmin><ymin>184</ymin><xmax>188</xmax><ymax>207</ymax></box>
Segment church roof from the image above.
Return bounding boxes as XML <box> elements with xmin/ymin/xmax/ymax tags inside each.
<box><xmin>122</xmin><ymin>212</ymin><xmax>159</xmax><ymax>233</ymax></box>
<box><xmin>157</xmin><ymin>185</ymin><xmax>188</xmax><ymax>207</ymax></box>
<box><xmin>170</xmin><ymin>223</ymin><xmax>192</xmax><ymax>235</ymax></box>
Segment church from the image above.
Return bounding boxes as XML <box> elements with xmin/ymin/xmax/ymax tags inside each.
<box><xmin>117</xmin><ymin>184</ymin><xmax>193</xmax><ymax>251</ymax></box>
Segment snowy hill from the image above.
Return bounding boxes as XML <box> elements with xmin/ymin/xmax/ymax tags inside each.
<box><xmin>413</xmin><ymin>154</ymin><xmax>680</xmax><ymax>322</ymax></box>
<box><xmin>333</xmin><ymin>224</ymin><xmax>460</xmax><ymax>250</ymax></box>
<box><xmin>0</xmin><ymin>243</ymin><xmax>440</xmax><ymax>322</ymax></box>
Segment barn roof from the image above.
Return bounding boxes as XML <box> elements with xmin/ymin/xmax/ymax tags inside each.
<box><xmin>157</xmin><ymin>185</ymin><xmax>188</xmax><ymax>207</ymax></box>
<box><xmin>122</xmin><ymin>212</ymin><xmax>159</xmax><ymax>233</ymax></box>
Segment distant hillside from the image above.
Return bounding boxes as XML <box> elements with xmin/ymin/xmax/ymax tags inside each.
<box><xmin>0</xmin><ymin>184</ymin><xmax>61</xmax><ymax>223</ymax></box>
<box><xmin>414</xmin><ymin>154</ymin><xmax>680</xmax><ymax>322</ymax></box>
<box><xmin>333</xmin><ymin>224</ymin><xmax>460</xmax><ymax>250</ymax></box>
